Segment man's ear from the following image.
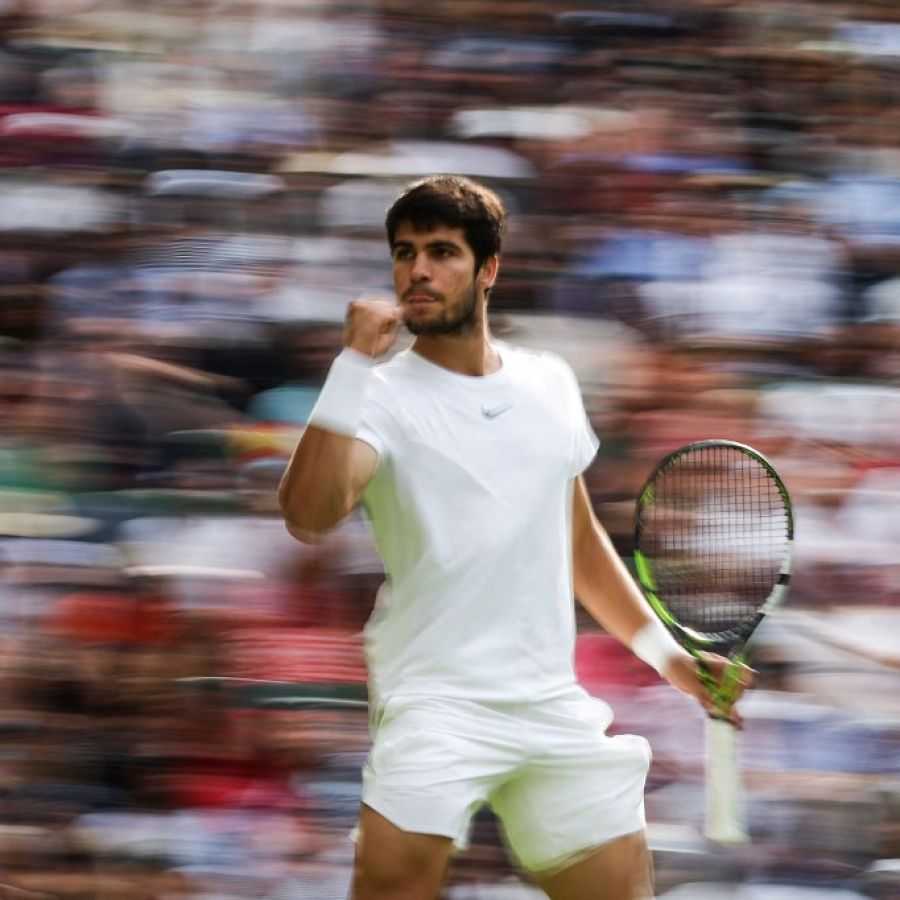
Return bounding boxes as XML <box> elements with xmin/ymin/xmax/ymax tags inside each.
<box><xmin>479</xmin><ymin>255</ymin><xmax>500</xmax><ymax>290</ymax></box>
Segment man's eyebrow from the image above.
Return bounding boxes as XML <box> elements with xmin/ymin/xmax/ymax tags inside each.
<box><xmin>391</xmin><ymin>238</ymin><xmax>462</xmax><ymax>252</ymax></box>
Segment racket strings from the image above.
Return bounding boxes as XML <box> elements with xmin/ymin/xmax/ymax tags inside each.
<box><xmin>639</xmin><ymin>444</ymin><xmax>789</xmax><ymax>637</ymax></box>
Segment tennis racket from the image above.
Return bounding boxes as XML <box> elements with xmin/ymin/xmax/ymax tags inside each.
<box><xmin>633</xmin><ymin>439</ymin><xmax>793</xmax><ymax>844</ymax></box>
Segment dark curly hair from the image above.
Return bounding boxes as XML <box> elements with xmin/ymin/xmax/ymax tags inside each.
<box><xmin>385</xmin><ymin>175</ymin><xmax>507</xmax><ymax>274</ymax></box>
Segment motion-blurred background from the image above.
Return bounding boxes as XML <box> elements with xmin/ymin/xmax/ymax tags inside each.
<box><xmin>0</xmin><ymin>1</ymin><xmax>898</xmax><ymax>897</ymax></box>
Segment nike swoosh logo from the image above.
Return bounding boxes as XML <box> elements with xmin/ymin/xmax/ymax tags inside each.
<box><xmin>482</xmin><ymin>402</ymin><xmax>513</xmax><ymax>419</ymax></box>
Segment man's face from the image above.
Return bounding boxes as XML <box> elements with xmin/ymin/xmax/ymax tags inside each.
<box><xmin>391</xmin><ymin>222</ymin><xmax>490</xmax><ymax>336</ymax></box>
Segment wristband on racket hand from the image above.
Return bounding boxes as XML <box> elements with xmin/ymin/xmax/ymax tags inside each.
<box><xmin>307</xmin><ymin>348</ymin><xmax>373</xmax><ymax>437</ymax></box>
<box><xmin>631</xmin><ymin>618</ymin><xmax>682</xmax><ymax>676</ymax></box>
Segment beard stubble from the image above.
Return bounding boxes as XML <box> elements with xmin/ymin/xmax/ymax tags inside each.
<box><xmin>403</xmin><ymin>281</ymin><xmax>479</xmax><ymax>337</ymax></box>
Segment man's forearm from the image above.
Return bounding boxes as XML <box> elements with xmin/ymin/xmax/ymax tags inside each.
<box><xmin>571</xmin><ymin>477</ymin><xmax>685</xmax><ymax>672</ymax></box>
<box><xmin>573</xmin><ymin>525</ymin><xmax>685</xmax><ymax>676</ymax></box>
<box><xmin>573</xmin><ymin>519</ymin><xmax>656</xmax><ymax>646</ymax></box>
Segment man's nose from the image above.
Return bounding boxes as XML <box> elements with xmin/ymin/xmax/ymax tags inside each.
<box><xmin>410</xmin><ymin>253</ymin><xmax>430</xmax><ymax>281</ymax></box>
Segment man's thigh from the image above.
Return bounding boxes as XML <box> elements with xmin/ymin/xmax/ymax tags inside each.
<box><xmin>535</xmin><ymin>829</ymin><xmax>654</xmax><ymax>900</ymax></box>
<box><xmin>361</xmin><ymin>698</ymin><xmax>522</xmax><ymax>850</ymax></box>
<box><xmin>352</xmin><ymin>803</ymin><xmax>454</xmax><ymax>900</ymax></box>
<box><xmin>490</xmin><ymin>696</ymin><xmax>651</xmax><ymax>874</ymax></box>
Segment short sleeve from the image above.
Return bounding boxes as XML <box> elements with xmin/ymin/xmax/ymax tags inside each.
<box><xmin>356</xmin><ymin>377</ymin><xmax>395</xmax><ymax>461</ymax></box>
<box><xmin>552</xmin><ymin>353</ymin><xmax>599</xmax><ymax>476</ymax></box>
<box><xmin>573</xmin><ymin>415</ymin><xmax>600</xmax><ymax>475</ymax></box>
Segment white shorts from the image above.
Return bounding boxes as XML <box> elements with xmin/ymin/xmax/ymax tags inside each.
<box><xmin>360</xmin><ymin>688</ymin><xmax>651</xmax><ymax>873</ymax></box>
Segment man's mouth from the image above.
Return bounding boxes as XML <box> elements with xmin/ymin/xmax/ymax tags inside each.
<box><xmin>404</xmin><ymin>292</ymin><xmax>440</xmax><ymax>307</ymax></box>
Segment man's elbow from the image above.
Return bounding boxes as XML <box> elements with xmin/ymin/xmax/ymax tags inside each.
<box><xmin>279</xmin><ymin>497</ymin><xmax>349</xmax><ymax>543</ymax></box>
<box><xmin>279</xmin><ymin>495</ymin><xmax>331</xmax><ymax>543</ymax></box>
<box><xmin>283</xmin><ymin>516</ymin><xmax>329</xmax><ymax>544</ymax></box>
<box><xmin>278</xmin><ymin>477</ymin><xmax>358</xmax><ymax>541</ymax></box>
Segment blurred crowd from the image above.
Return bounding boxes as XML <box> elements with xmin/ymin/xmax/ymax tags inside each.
<box><xmin>0</xmin><ymin>0</ymin><xmax>899</xmax><ymax>897</ymax></box>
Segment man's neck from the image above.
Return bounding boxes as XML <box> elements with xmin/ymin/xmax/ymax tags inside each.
<box><xmin>411</xmin><ymin>328</ymin><xmax>501</xmax><ymax>377</ymax></box>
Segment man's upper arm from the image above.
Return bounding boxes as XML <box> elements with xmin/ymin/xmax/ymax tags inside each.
<box><xmin>571</xmin><ymin>475</ymin><xmax>598</xmax><ymax>554</ymax></box>
<box><xmin>278</xmin><ymin>429</ymin><xmax>380</xmax><ymax>540</ymax></box>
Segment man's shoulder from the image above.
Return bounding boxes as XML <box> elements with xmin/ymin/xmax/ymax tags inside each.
<box><xmin>368</xmin><ymin>343</ymin><xmax>577</xmax><ymax>388</ymax></box>
<box><xmin>501</xmin><ymin>342</ymin><xmax>575</xmax><ymax>379</ymax></box>
<box><xmin>367</xmin><ymin>348</ymin><xmax>423</xmax><ymax>404</ymax></box>
<box><xmin>371</xmin><ymin>347</ymin><xmax>415</xmax><ymax>381</ymax></box>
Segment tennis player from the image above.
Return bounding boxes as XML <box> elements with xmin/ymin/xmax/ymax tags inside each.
<box><xmin>278</xmin><ymin>175</ymin><xmax>751</xmax><ymax>899</ymax></box>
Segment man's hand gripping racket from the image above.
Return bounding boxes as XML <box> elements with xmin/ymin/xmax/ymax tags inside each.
<box><xmin>633</xmin><ymin>440</ymin><xmax>794</xmax><ymax>844</ymax></box>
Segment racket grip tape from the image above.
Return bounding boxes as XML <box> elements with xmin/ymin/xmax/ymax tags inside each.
<box><xmin>704</xmin><ymin>717</ymin><xmax>749</xmax><ymax>844</ymax></box>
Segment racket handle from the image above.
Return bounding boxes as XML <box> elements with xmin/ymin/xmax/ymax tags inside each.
<box><xmin>704</xmin><ymin>716</ymin><xmax>749</xmax><ymax>844</ymax></box>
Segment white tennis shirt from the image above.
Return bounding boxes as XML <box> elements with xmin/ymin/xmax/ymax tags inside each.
<box><xmin>357</xmin><ymin>344</ymin><xmax>599</xmax><ymax>707</ymax></box>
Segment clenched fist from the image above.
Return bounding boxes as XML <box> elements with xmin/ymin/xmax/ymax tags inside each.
<box><xmin>345</xmin><ymin>296</ymin><xmax>401</xmax><ymax>359</ymax></box>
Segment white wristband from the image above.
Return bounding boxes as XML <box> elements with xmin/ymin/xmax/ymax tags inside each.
<box><xmin>631</xmin><ymin>618</ymin><xmax>682</xmax><ymax>676</ymax></box>
<box><xmin>307</xmin><ymin>348</ymin><xmax>373</xmax><ymax>437</ymax></box>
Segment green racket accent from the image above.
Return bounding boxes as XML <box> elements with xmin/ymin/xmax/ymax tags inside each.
<box><xmin>698</xmin><ymin>651</ymin><xmax>747</xmax><ymax>715</ymax></box>
<box><xmin>634</xmin><ymin>547</ymin><xmax>723</xmax><ymax>650</ymax></box>
<box><xmin>716</xmin><ymin>651</ymin><xmax>747</xmax><ymax>706</ymax></box>
<box><xmin>639</xmin><ymin>483</ymin><xmax>656</xmax><ymax>507</ymax></box>
<box><xmin>636</xmin><ymin>546</ymin><xmax>736</xmax><ymax>713</ymax></box>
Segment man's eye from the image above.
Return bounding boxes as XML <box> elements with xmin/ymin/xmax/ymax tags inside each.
<box><xmin>393</xmin><ymin>248</ymin><xmax>412</xmax><ymax>260</ymax></box>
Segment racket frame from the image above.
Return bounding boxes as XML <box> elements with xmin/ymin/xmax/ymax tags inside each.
<box><xmin>634</xmin><ymin>438</ymin><xmax>794</xmax><ymax>662</ymax></box>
